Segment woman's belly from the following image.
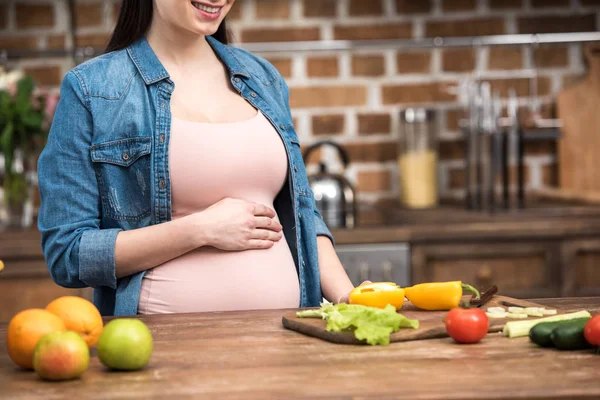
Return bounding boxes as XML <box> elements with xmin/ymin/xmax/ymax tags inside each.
<box><xmin>138</xmin><ymin>229</ymin><xmax>300</xmax><ymax>314</ymax></box>
<box><xmin>137</xmin><ymin>111</ymin><xmax>300</xmax><ymax>314</ymax></box>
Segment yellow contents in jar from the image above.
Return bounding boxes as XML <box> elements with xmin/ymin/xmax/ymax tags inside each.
<box><xmin>398</xmin><ymin>150</ymin><xmax>438</xmax><ymax>209</ymax></box>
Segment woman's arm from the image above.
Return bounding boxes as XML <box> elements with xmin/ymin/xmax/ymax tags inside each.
<box><xmin>317</xmin><ymin>236</ymin><xmax>355</xmax><ymax>303</ymax></box>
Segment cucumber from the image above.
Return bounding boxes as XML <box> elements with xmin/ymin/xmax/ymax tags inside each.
<box><xmin>529</xmin><ymin>318</ymin><xmax>590</xmax><ymax>348</ymax></box>
<box><xmin>550</xmin><ymin>318</ymin><xmax>592</xmax><ymax>350</ymax></box>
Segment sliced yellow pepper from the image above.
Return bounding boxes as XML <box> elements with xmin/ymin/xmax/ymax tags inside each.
<box><xmin>404</xmin><ymin>281</ymin><xmax>480</xmax><ymax>311</ymax></box>
<box><xmin>348</xmin><ymin>282</ymin><xmax>405</xmax><ymax>310</ymax></box>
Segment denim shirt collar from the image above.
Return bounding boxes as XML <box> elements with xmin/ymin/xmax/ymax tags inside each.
<box><xmin>126</xmin><ymin>35</ymin><xmax>250</xmax><ymax>85</ymax></box>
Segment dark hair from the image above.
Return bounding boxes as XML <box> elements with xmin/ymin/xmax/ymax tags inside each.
<box><xmin>106</xmin><ymin>0</ymin><xmax>229</xmax><ymax>53</ymax></box>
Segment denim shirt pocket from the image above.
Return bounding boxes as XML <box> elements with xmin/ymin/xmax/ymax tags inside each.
<box><xmin>90</xmin><ymin>137</ymin><xmax>152</xmax><ymax>221</ymax></box>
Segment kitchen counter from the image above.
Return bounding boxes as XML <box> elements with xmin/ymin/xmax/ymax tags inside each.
<box><xmin>1</xmin><ymin>297</ymin><xmax>600</xmax><ymax>399</ymax></box>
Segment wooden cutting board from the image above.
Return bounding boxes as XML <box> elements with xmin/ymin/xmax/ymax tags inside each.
<box><xmin>282</xmin><ymin>295</ymin><xmax>559</xmax><ymax>345</ymax></box>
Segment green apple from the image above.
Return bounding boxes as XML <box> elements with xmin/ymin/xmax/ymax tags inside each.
<box><xmin>97</xmin><ymin>319</ymin><xmax>153</xmax><ymax>371</ymax></box>
<box><xmin>33</xmin><ymin>331</ymin><xmax>90</xmax><ymax>381</ymax></box>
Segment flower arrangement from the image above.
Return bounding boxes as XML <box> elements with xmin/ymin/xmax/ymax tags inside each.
<box><xmin>0</xmin><ymin>67</ymin><xmax>58</xmax><ymax>226</ymax></box>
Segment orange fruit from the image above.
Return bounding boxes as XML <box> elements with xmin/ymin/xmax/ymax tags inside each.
<box><xmin>7</xmin><ymin>309</ymin><xmax>67</xmax><ymax>369</ymax></box>
<box><xmin>46</xmin><ymin>296</ymin><xmax>104</xmax><ymax>349</ymax></box>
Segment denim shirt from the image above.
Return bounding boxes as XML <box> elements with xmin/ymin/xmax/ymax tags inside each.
<box><xmin>37</xmin><ymin>36</ymin><xmax>334</xmax><ymax>316</ymax></box>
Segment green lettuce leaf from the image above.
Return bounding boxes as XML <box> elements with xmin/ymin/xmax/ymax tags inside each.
<box><xmin>297</xmin><ymin>303</ymin><xmax>419</xmax><ymax>346</ymax></box>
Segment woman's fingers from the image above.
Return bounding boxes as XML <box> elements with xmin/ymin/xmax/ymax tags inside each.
<box><xmin>247</xmin><ymin>239</ymin><xmax>275</xmax><ymax>249</ymax></box>
<box><xmin>251</xmin><ymin>229</ymin><xmax>283</xmax><ymax>242</ymax></box>
<box><xmin>252</xmin><ymin>204</ymin><xmax>276</xmax><ymax>218</ymax></box>
<box><xmin>254</xmin><ymin>217</ymin><xmax>282</xmax><ymax>231</ymax></box>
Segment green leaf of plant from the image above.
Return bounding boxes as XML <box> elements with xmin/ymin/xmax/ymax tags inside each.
<box><xmin>1</xmin><ymin>121</ymin><xmax>14</xmax><ymax>174</ymax></box>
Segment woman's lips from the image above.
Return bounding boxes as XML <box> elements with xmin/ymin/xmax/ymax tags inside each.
<box><xmin>191</xmin><ymin>2</ymin><xmax>223</xmax><ymax>21</ymax></box>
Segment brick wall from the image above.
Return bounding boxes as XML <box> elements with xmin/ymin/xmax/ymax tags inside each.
<box><xmin>2</xmin><ymin>0</ymin><xmax>599</xmax><ymax>204</ymax></box>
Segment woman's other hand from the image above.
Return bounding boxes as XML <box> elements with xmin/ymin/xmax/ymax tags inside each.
<box><xmin>192</xmin><ymin>198</ymin><xmax>283</xmax><ymax>251</ymax></box>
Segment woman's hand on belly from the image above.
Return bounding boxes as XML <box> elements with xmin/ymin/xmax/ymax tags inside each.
<box><xmin>192</xmin><ymin>198</ymin><xmax>283</xmax><ymax>251</ymax></box>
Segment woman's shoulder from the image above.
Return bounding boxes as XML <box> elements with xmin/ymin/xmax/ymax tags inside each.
<box><xmin>65</xmin><ymin>48</ymin><xmax>138</xmax><ymax>99</ymax></box>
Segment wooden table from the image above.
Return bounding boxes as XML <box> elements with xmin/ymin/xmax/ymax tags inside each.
<box><xmin>2</xmin><ymin>298</ymin><xmax>600</xmax><ymax>399</ymax></box>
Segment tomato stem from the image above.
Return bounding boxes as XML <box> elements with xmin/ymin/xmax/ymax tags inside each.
<box><xmin>462</xmin><ymin>283</ymin><xmax>480</xmax><ymax>299</ymax></box>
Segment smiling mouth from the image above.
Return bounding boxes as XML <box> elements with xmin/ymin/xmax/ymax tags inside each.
<box><xmin>191</xmin><ymin>2</ymin><xmax>222</xmax><ymax>14</ymax></box>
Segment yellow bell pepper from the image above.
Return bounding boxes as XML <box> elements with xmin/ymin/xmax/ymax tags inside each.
<box><xmin>348</xmin><ymin>282</ymin><xmax>405</xmax><ymax>310</ymax></box>
<box><xmin>404</xmin><ymin>281</ymin><xmax>480</xmax><ymax>311</ymax></box>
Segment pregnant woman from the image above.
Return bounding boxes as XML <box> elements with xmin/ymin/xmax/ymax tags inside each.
<box><xmin>37</xmin><ymin>0</ymin><xmax>357</xmax><ymax>316</ymax></box>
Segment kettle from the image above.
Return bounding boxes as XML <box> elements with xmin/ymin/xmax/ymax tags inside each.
<box><xmin>302</xmin><ymin>140</ymin><xmax>357</xmax><ymax>229</ymax></box>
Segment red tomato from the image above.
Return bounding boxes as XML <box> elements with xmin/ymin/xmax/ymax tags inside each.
<box><xmin>584</xmin><ymin>315</ymin><xmax>600</xmax><ymax>346</ymax></box>
<box><xmin>445</xmin><ymin>308</ymin><xmax>489</xmax><ymax>344</ymax></box>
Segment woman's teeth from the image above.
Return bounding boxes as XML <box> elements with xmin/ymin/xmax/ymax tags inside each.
<box><xmin>192</xmin><ymin>2</ymin><xmax>220</xmax><ymax>13</ymax></box>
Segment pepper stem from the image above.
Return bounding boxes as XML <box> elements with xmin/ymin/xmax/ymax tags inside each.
<box><xmin>462</xmin><ymin>283</ymin><xmax>481</xmax><ymax>299</ymax></box>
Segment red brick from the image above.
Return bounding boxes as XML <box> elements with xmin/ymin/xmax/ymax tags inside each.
<box><xmin>439</xmin><ymin>140</ymin><xmax>465</xmax><ymax>161</ymax></box>
<box><xmin>312</xmin><ymin>115</ymin><xmax>345</xmax><ymax>135</ymax></box>
<box><xmin>290</xmin><ymin>86</ymin><xmax>367</xmax><ymax>108</ymax></box>
<box><xmin>0</xmin><ymin>36</ymin><xmax>40</xmax><ymax>50</ymax></box>
<box><xmin>23</xmin><ymin>66</ymin><xmax>62</xmax><ymax>87</ymax></box>
<box><xmin>531</xmin><ymin>0</ymin><xmax>570</xmax><ymax>7</ymax></box>
<box><xmin>489</xmin><ymin>77</ymin><xmax>552</xmax><ymax>97</ymax></box>
<box><xmin>47</xmin><ymin>35</ymin><xmax>66</xmax><ymax>49</ymax></box>
<box><xmin>357</xmin><ymin>170</ymin><xmax>392</xmax><ymax>193</ymax></box>
<box><xmin>349</xmin><ymin>0</ymin><xmax>384</xmax><ymax>16</ymax></box>
<box><xmin>489</xmin><ymin>47</ymin><xmax>523</xmax><ymax>70</ymax></box>
<box><xmin>266</xmin><ymin>58</ymin><xmax>292</xmax><ymax>78</ymax></box>
<box><xmin>352</xmin><ymin>55</ymin><xmax>385</xmax><ymax>76</ymax></box>
<box><xmin>241</xmin><ymin>27</ymin><xmax>320</xmax><ymax>42</ymax></box>
<box><xmin>535</xmin><ymin>46</ymin><xmax>569</xmax><ymax>68</ymax></box>
<box><xmin>358</xmin><ymin>113</ymin><xmax>391</xmax><ymax>135</ymax></box>
<box><xmin>518</xmin><ymin>14</ymin><xmax>596</xmax><ymax>34</ymax></box>
<box><xmin>303</xmin><ymin>0</ymin><xmax>337</xmax><ymax>17</ymax></box>
<box><xmin>75</xmin><ymin>2</ymin><xmax>104</xmax><ymax>28</ymax></box>
<box><xmin>307</xmin><ymin>57</ymin><xmax>339</xmax><ymax>77</ymax></box>
<box><xmin>395</xmin><ymin>0</ymin><xmax>431</xmax><ymax>14</ymax></box>
<box><xmin>446</xmin><ymin>109</ymin><xmax>466</xmax><ymax>131</ymax></box>
<box><xmin>76</xmin><ymin>33</ymin><xmax>110</xmax><ymax>48</ymax></box>
<box><xmin>489</xmin><ymin>0</ymin><xmax>523</xmax><ymax>9</ymax></box>
<box><xmin>256</xmin><ymin>0</ymin><xmax>290</xmax><ymax>19</ymax></box>
<box><xmin>344</xmin><ymin>141</ymin><xmax>398</xmax><ymax>162</ymax></box>
<box><xmin>16</xmin><ymin>4</ymin><xmax>55</xmax><ymax>29</ymax></box>
<box><xmin>334</xmin><ymin>23</ymin><xmax>412</xmax><ymax>41</ymax></box>
<box><xmin>442</xmin><ymin>49</ymin><xmax>476</xmax><ymax>72</ymax></box>
<box><xmin>397</xmin><ymin>52</ymin><xmax>431</xmax><ymax>73</ymax></box>
<box><xmin>442</xmin><ymin>0</ymin><xmax>477</xmax><ymax>12</ymax></box>
<box><xmin>383</xmin><ymin>82</ymin><xmax>457</xmax><ymax>105</ymax></box>
<box><xmin>426</xmin><ymin>18</ymin><xmax>505</xmax><ymax>37</ymax></box>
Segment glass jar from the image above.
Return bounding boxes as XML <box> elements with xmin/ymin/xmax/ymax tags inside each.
<box><xmin>398</xmin><ymin>108</ymin><xmax>439</xmax><ymax>209</ymax></box>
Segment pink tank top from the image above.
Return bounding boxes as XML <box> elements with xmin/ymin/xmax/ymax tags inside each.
<box><xmin>138</xmin><ymin>111</ymin><xmax>300</xmax><ymax>314</ymax></box>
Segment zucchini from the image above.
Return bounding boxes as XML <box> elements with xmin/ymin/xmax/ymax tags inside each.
<box><xmin>529</xmin><ymin>318</ymin><xmax>590</xmax><ymax>348</ymax></box>
<box><xmin>503</xmin><ymin>310</ymin><xmax>591</xmax><ymax>338</ymax></box>
<box><xmin>550</xmin><ymin>318</ymin><xmax>592</xmax><ymax>350</ymax></box>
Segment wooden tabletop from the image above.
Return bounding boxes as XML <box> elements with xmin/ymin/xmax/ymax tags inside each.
<box><xmin>2</xmin><ymin>298</ymin><xmax>600</xmax><ymax>400</ymax></box>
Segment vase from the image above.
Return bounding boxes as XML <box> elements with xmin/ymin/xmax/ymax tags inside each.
<box><xmin>0</xmin><ymin>150</ymin><xmax>37</xmax><ymax>230</ymax></box>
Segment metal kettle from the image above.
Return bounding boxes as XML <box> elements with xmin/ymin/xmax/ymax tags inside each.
<box><xmin>302</xmin><ymin>140</ymin><xmax>356</xmax><ymax>229</ymax></box>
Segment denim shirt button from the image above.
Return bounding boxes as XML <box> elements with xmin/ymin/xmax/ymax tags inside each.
<box><xmin>234</xmin><ymin>77</ymin><xmax>240</xmax><ymax>83</ymax></box>
<box><xmin>250</xmin><ymin>92</ymin><xmax>257</xmax><ymax>98</ymax></box>
<box><xmin>294</xmin><ymin>166</ymin><xmax>298</xmax><ymax>172</ymax></box>
<box><xmin>160</xmin><ymin>134</ymin><xmax>165</xmax><ymax>144</ymax></box>
<box><xmin>159</xmin><ymin>179</ymin><xmax>166</xmax><ymax>189</ymax></box>
<box><xmin>298</xmin><ymin>213</ymin><xmax>301</xmax><ymax>219</ymax></box>
<box><xmin>279</xmin><ymin>124</ymin><xmax>285</xmax><ymax>130</ymax></box>
<box><xmin>122</xmin><ymin>152</ymin><xmax>129</xmax><ymax>161</ymax></box>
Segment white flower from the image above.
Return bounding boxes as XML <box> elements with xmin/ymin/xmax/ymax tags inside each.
<box><xmin>0</xmin><ymin>68</ymin><xmax>25</xmax><ymax>91</ymax></box>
